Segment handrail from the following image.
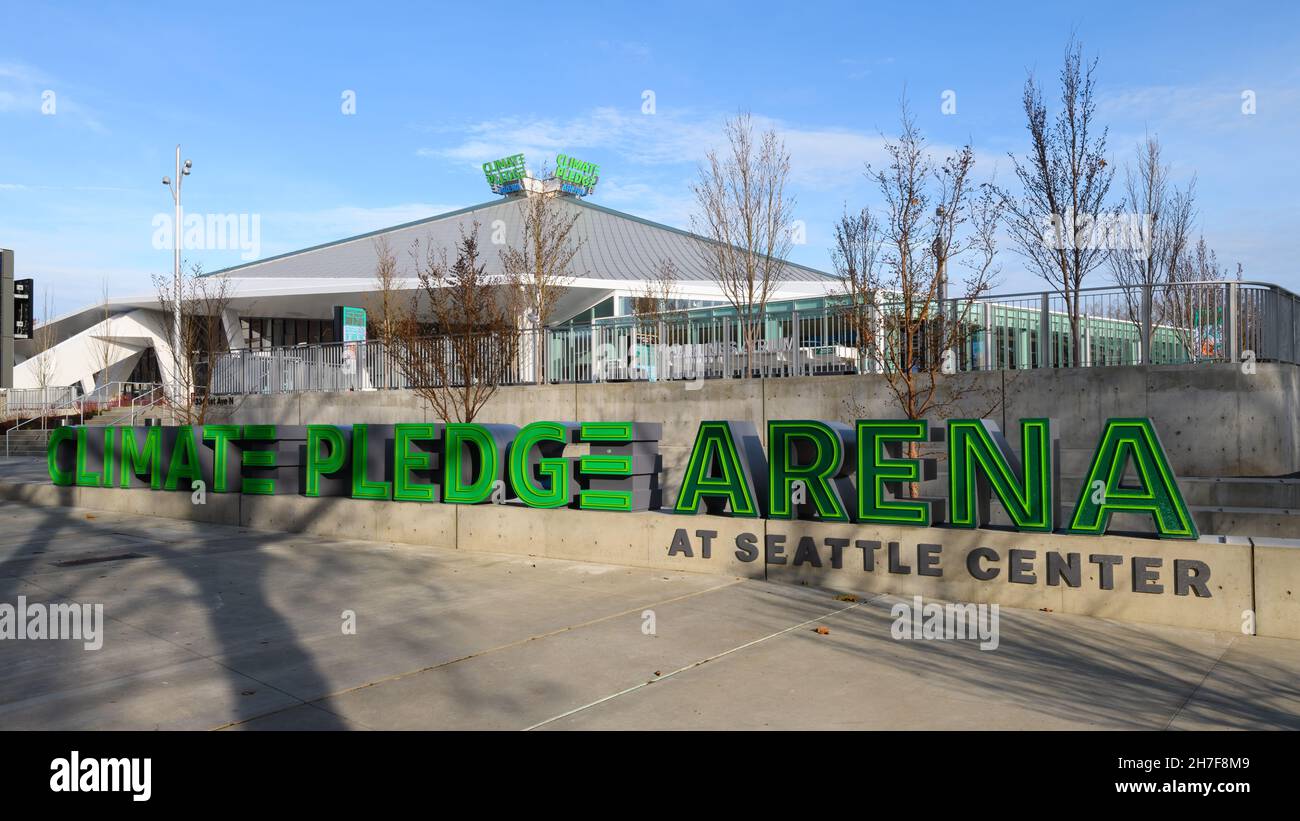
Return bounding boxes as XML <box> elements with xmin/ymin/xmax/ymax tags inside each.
<box><xmin>129</xmin><ymin>384</ymin><xmax>166</xmax><ymax>426</ymax></box>
<box><xmin>203</xmin><ymin>279</ymin><xmax>1300</xmax><ymax>396</ymax></box>
<box><xmin>4</xmin><ymin>381</ymin><xmax>163</xmax><ymax>458</ymax></box>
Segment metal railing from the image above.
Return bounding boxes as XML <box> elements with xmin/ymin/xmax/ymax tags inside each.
<box><xmin>128</xmin><ymin>384</ymin><xmax>167</xmax><ymax>425</ymax></box>
<box><xmin>1</xmin><ymin>386</ymin><xmax>78</xmax><ymax>417</ymax></box>
<box><xmin>207</xmin><ymin>280</ymin><xmax>1300</xmax><ymax>396</ymax></box>
<box><xmin>4</xmin><ymin>381</ymin><xmax>162</xmax><ymax>458</ymax></box>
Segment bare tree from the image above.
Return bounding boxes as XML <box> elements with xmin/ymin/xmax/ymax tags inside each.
<box><xmin>838</xmin><ymin>107</ymin><xmax>1003</xmax><ymax>494</ymax></box>
<box><xmin>500</xmin><ymin>190</ymin><xmax>584</xmax><ymax>383</ymax></box>
<box><xmin>90</xmin><ymin>278</ymin><xmax>119</xmax><ymax>389</ymax></box>
<box><xmin>998</xmin><ymin>36</ymin><xmax>1116</xmax><ymax>366</ymax></box>
<box><xmin>691</xmin><ymin>112</ymin><xmax>796</xmax><ymax>376</ymax></box>
<box><xmin>368</xmin><ymin>234</ymin><xmax>405</xmax><ymax>388</ymax></box>
<box><xmin>1164</xmin><ymin>237</ymin><xmax>1241</xmax><ymax>362</ymax></box>
<box><xmin>857</xmin><ymin>106</ymin><xmax>1001</xmax><ymax>416</ymax></box>
<box><xmin>152</xmin><ymin>263</ymin><xmax>235</xmax><ymax>424</ymax></box>
<box><xmin>831</xmin><ymin>205</ymin><xmax>883</xmax><ymax>374</ymax></box>
<box><xmin>396</xmin><ymin>222</ymin><xmax>521</xmax><ymax>423</ymax></box>
<box><xmin>631</xmin><ymin>257</ymin><xmax>680</xmax><ymax>317</ymax></box>
<box><xmin>31</xmin><ymin>287</ymin><xmax>59</xmax><ymax>426</ymax></box>
<box><xmin>1108</xmin><ymin>135</ymin><xmax>1196</xmax><ymax>351</ymax></box>
<box><xmin>369</xmin><ymin>235</ymin><xmax>403</xmax><ymax>346</ymax></box>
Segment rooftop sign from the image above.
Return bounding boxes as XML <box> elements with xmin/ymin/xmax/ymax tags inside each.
<box><xmin>482</xmin><ymin>154</ymin><xmax>527</xmax><ymax>194</ymax></box>
<box><xmin>554</xmin><ymin>154</ymin><xmax>600</xmax><ymax>197</ymax></box>
<box><xmin>481</xmin><ymin>153</ymin><xmax>600</xmax><ymax>197</ymax></box>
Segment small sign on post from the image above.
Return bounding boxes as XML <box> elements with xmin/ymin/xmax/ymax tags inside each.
<box><xmin>333</xmin><ymin>306</ymin><xmax>369</xmax><ymax>390</ymax></box>
<box><xmin>333</xmin><ymin>306</ymin><xmax>367</xmax><ymax>343</ymax></box>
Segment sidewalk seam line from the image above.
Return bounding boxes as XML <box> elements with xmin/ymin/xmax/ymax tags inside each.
<box><xmin>1162</xmin><ymin>634</ymin><xmax>1237</xmax><ymax>730</ymax></box>
<box><xmin>521</xmin><ymin>594</ymin><xmax>880</xmax><ymax>731</ymax></box>
<box><xmin>216</xmin><ymin>577</ymin><xmax>744</xmax><ymax>730</ymax></box>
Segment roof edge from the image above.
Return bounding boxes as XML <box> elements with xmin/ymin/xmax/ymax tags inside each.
<box><xmin>201</xmin><ymin>199</ymin><xmax>500</xmax><ymax>277</ymax></box>
<box><xmin>203</xmin><ymin>195</ymin><xmax>836</xmax><ymax>282</ymax></box>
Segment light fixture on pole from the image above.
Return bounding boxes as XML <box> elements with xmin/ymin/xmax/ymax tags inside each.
<box><xmin>161</xmin><ymin>147</ymin><xmax>192</xmax><ymax>409</ymax></box>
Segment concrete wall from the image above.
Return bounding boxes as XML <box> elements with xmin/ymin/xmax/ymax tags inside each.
<box><xmin>3</xmin><ymin>477</ymin><xmax>1287</xmax><ymax>639</ymax></box>
<box><xmin>219</xmin><ymin>363</ymin><xmax>1300</xmax><ymax>503</ymax></box>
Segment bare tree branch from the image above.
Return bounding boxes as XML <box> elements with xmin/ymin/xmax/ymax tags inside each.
<box><xmin>691</xmin><ymin>112</ymin><xmax>796</xmax><ymax>376</ymax></box>
<box><xmin>394</xmin><ymin>222</ymin><xmax>521</xmax><ymax>423</ymax></box>
<box><xmin>997</xmin><ymin>35</ymin><xmax>1116</xmax><ymax>365</ymax></box>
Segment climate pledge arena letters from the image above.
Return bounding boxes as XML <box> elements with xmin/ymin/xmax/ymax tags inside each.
<box><xmin>42</xmin><ymin>416</ymin><xmax>1296</xmax><ymax>638</ymax></box>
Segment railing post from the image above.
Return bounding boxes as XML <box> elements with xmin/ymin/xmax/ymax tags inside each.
<box><xmin>1284</xmin><ymin>292</ymin><xmax>1294</xmax><ymax>361</ymax></box>
<box><xmin>657</xmin><ymin>318</ymin><xmax>666</xmax><ymax>382</ymax></box>
<box><xmin>630</xmin><ymin>322</ymin><xmax>638</xmax><ymax>381</ymax></box>
<box><xmin>1140</xmin><ymin>284</ymin><xmax>1153</xmax><ymax>365</ymax></box>
<box><xmin>1274</xmin><ymin>287</ymin><xmax>1284</xmax><ymax>364</ymax></box>
<box><xmin>724</xmin><ymin>319</ymin><xmax>731</xmax><ymax>379</ymax></box>
<box><xmin>947</xmin><ymin>297</ymin><xmax>958</xmax><ymax>372</ymax></box>
<box><xmin>1037</xmin><ymin>292</ymin><xmax>1050</xmax><ymax>369</ymax></box>
<box><xmin>791</xmin><ymin>309</ymin><xmax>800</xmax><ymax>376</ymax></box>
<box><xmin>1225</xmin><ymin>282</ymin><xmax>1239</xmax><ymax>364</ymax></box>
<box><xmin>981</xmin><ymin>302</ymin><xmax>993</xmax><ymax>371</ymax></box>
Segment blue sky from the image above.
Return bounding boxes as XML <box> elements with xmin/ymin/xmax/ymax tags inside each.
<box><xmin>2</xmin><ymin>0</ymin><xmax>1298</xmax><ymax>316</ymax></box>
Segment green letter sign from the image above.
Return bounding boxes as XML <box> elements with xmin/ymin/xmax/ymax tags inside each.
<box><xmin>1068</xmin><ymin>418</ymin><xmax>1197</xmax><ymax>539</ymax></box>
<box><xmin>948</xmin><ymin>418</ymin><xmax>1055</xmax><ymax>532</ymax></box>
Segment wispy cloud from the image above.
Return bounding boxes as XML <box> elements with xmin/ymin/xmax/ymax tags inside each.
<box><xmin>255</xmin><ymin>202</ymin><xmax>465</xmax><ymax>257</ymax></box>
<box><xmin>417</xmin><ymin>106</ymin><xmax>984</xmax><ymax>193</ymax></box>
<box><xmin>597</xmin><ymin>40</ymin><xmax>652</xmax><ymax>60</ymax></box>
<box><xmin>596</xmin><ymin>178</ymin><xmax>696</xmax><ymax>228</ymax></box>
<box><xmin>0</xmin><ymin>60</ymin><xmax>107</xmax><ymax>132</ymax></box>
<box><xmin>419</xmin><ymin>107</ymin><xmax>717</xmax><ymax>170</ymax></box>
<box><xmin>1100</xmin><ymin>83</ymin><xmax>1300</xmax><ymax>134</ymax></box>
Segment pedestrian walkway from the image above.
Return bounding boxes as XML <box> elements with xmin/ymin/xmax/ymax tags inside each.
<box><xmin>0</xmin><ymin>499</ymin><xmax>1297</xmax><ymax>730</ymax></box>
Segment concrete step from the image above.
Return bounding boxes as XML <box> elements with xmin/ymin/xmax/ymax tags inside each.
<box><xmin>4</xmin><ymin>429</ymin><xmax>53</xmax><ymax>458</ymax></box>
<box><xmin>84</xmin><ymin>408</ymin><xmax>155</xmax><ymax>426</ymax></box>
<box><xmin>921</xmin><ymin>473</ymin><xmax>1300</xmax><ymax>538</ymax></box>
<box><xmin>1176</xmin><ymin>477</ymin><xmax>1300</xmax><ymax>509</ymax></box>
<box><xmin>929</xmin><ymin>474</ymin><xmax>1300</xmax><ymax>507</ymax></box>
<box><xmin>1191</xmin><ymin>507</ymin><xmax>1300</xmax><ymax>540</ymax></box>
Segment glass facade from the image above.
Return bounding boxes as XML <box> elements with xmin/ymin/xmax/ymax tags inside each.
<box><xmin>240</xmin><ymin>317</ymin><xmax>336</xmax><ymax>349</ymax></box>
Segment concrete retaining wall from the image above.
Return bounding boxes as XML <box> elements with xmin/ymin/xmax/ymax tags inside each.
<box><xmin>4</xmin><ymin>477</ymin><xmax>1292</xmax><ymax>640</ymax></box>
<box><xmin>215</xmin><ymin>363</ymin><xmax>1300</xmax><ymax>504</ymax></box>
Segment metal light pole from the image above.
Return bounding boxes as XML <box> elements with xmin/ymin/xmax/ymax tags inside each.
<box><xmin>162</xmin><ymin>146</ymin><xmax>192</xmax><ymax>407</ymax></box>
<box><xmin>933</xmin><ymin>206</ymin><xmax>950</xmax><ymax>371</ymax></box>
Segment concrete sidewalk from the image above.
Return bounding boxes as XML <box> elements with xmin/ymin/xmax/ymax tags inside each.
<box><xmin>0</xmin><ymin>498</ymin><xmax>1298</xmax><ymax>730</ymax></box>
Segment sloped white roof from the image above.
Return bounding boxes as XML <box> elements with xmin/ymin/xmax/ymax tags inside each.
<box><xmin>205</xmin><ymin>197</ymin><xmax>835</xmax><ymax>284</ymax></box>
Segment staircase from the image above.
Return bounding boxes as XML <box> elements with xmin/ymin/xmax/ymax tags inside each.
<box><xmin>1179</xmin><ymin>476</ymin><xmax>1300</xmax><ymax>539</ymax></box>
<box><xmin>83</xmin><ymin>403</ymin><xmax>165</xmax><ymax>427</ymax></box>
<box><xmin>3</xmin><ymin>382</ymin><xmax>164</xmax><ymax>460</ymax></box>
<box><xmin>4</xmin><ymin>428</ymin><xmax>54</xmax><ymax>458</ymax></box>
<box><xmin>926</xmin><ymin>473</ymin><xmax>1300</xmax><ymax>539</ymax></box>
